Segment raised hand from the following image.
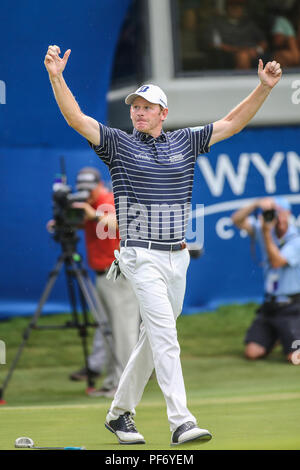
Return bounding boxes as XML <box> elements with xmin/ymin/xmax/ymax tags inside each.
<box><xmin>258</xmin><ymin>59</ymin><xmax>282</xmax><ymax>89</ymax></box>
<box><xmin>257</xmin><ymin>197</ymin><xmax>276</xmax><ymax>212</ymax></box>
<box><xmin>44</xmin><ymin>45</ymin><xmax>71</xmax><ymax>78</ymax></box>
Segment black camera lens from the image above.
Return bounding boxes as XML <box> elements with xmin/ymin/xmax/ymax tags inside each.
<box><xmin>262</xmin><ymin>209</ymin><xmax>276</xmax><ymax>222</ymax></box>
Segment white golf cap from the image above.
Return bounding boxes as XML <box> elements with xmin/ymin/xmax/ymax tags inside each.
<box><xmin>125</xmin><ymin>84</ymin><xmax>168</xmax><ymax>108</ymax></box>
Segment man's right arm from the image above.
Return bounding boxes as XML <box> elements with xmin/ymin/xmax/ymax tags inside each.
<box><xmin>44</xmin><ymin>45</ymin><xmax>100</xmax><ymax>146</ymax></box>
<box><xmin>231</xmin><ymin>202</ymin><xmax>258</xmax><ymax>236</ymax></box>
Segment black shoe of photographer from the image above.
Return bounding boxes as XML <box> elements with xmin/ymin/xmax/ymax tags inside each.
<box><xmin>69</xmin><ymin>367</ymin><xmax>101</xmax><ymax>382</ymax></box>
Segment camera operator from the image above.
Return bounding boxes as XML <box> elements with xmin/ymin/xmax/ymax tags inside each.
<box><xmin>231</xmin><ymin>196</ymin><xmax>300</xmax><ymax>363</ymax></box>
<box><xmin>49</xmin><ymin>167</ymin><xmax>140</xmax><ymax>396</ymax></box>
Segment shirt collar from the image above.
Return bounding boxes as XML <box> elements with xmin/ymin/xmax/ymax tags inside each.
<box><xmin>133</xmin><ymin>128</ymin><xmax>167</xmax><ymax>143</ymax></box>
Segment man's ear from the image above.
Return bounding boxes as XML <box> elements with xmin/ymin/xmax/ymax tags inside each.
<box><xmin>161</xmin><ymin>108</ymin><xmax>168</xmax><ymax>121</ymax></box>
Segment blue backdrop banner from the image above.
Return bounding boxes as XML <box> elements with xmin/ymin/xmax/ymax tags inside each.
<box><xmin>0</xmin><ymin>0</ymin><xmax>131</xmax><ymax>318</ymax></box>
<box><xmin>184</xmin><ymin>125</ymin><xmax>300</xmax><ymax>313</ymax></box>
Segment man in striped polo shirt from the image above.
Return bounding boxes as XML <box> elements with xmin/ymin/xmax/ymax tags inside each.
<box><xmin>44</xmin><ymin>45</ymin><xmax>282</xmax><ymax>446</ymax></box>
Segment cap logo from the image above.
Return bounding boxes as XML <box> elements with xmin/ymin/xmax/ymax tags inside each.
<box><xmin>137</xmin><ymin>85</ymin><xmax>150</xmax><ymax>93</ymax></box>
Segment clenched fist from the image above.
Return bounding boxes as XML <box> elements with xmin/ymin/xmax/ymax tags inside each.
<box><xmin>258</xmin><ymin>59</ymin><xmax>282</xmax><ymax>89</ymax></box>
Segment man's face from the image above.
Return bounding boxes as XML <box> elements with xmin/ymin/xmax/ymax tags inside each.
<box><xmin>130</xmin><ymin>96</ymin><xmax>168</xmax><ymax>137</ymax></box>
<box><xmin>227</xmin><ymin>4</ymin><xmax>244</xmax><ymax>20</ymax></box>
<box><xmin>275</xmin><ymin>208</ymin><xmax>290</xmax><ymax>237</ymax></box>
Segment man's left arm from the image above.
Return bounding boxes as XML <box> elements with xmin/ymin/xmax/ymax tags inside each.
<box><xmin>209</xmin><ymin>59</ymin><xmax>282</xmax><ymax>146</ymax></box>
<box><xmin>262</xmin><ymin>226</ymin><xmax>288</xmax><ymax>269</ymax></box>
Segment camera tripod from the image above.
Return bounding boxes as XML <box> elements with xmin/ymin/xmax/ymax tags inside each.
<box><xmin>0</xmin><ymin>229</ymin><xmax>119</xmax><ymax>403</ymax></box>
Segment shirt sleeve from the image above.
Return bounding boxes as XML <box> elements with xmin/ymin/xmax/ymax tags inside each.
<box><xmin>88</xmin><ymin>122</ymin><xmax>119</xmax><ymax>166</ymax></box>
<box><xmin>188</xmin><ymin>123</ymin><xmax>213</xmax><ymax>157</ymax></box>
<box><xmin>280</xmin><ymin>236</ymin><xmax>300</xmax><ymax>267</ymax></box>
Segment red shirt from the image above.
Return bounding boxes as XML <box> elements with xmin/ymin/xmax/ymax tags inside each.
<box><xmin>84</xmin><ymin>186</ymin><xmax>120</xmax><ymax>271</ymax></box>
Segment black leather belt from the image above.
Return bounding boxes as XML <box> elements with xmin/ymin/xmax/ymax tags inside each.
<box><xmin>120</xmin><ymin>239</ymin><xmax>187</xmax><ymax>252</ymax></box>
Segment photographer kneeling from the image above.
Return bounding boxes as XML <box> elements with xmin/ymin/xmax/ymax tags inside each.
<box><xmin>231</xmin><ymin>197</ymin><xmax>300</xmax><ymax>363</ymax></box>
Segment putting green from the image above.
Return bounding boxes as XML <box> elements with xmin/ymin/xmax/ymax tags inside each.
<box><xmin>1</xmin><ymin>388</ymin><xmax>300</xmax><ymax>450</ymax></box>
<box><xmin>1</xmin><ymin>310</ymin><xmax>299</xmax><ymax>451</ymax></box>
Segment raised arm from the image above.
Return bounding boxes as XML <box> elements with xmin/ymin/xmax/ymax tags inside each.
<box><xmin>44</xmin><ymin>45</ymin><xmax>100</xmax><ymax>145</ymax></box>
<box><xmin>231</xmin><ymin>201</ymin><xmax>258</xmax><ymax>236</ymax></box>
<box><xmin>231</xmin><ymin>197</ymin><xmax>275</xmax><ymax>237</ymax></box>
<box><xmin>209</xmin><ymin>59</ymin><xmax>282</xmax><ymax>146</ymax></box>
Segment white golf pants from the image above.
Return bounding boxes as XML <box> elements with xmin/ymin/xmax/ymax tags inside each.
<box><xmin>109</xmin><ymin>246</ymin><xmax>197</xmax><ymax>431</ymax></box>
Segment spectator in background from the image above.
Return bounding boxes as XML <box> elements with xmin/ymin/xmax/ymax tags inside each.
<box><xmin>180</xmin><ymin>2</ymin><xmax>217</xmax><ymax>71</ymax></box>
<box><xmin>296</xmin><ymin>1</ymin><xmax>300</xmax><ymax>52</ymax></box>
<box><xmin>231</xmin><ymin>197</ymin><xmax>300</xmax><ymax>363</ymax></box>
<box><xmin>270</xmin><ymin>10</ymin><xmax>300</xmax><ymax>67</ymax></box>
<box><xmin>180</xmin><ymin>7</ymin><xmax>203</xmax><ymax>71</ymax></box>
<box><xmin>205</xmin><ymin>0</ymin><xmax>268</xmax><ymax>69</ymax></box>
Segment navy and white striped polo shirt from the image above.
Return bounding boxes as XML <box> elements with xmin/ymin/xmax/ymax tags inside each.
<box><xmin>89</xmin><ymin>122</ymin><xmax>213</xmax><ymax>243</ymax></box>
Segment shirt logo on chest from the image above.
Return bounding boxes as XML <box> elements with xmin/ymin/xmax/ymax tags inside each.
<box><xmin>169</xmin><ymin>153</ymin><xmax>184</xmax><ymax>163</ymax></box>
<box><xmin>136</xmin><ymin>153</ymin><xmax>151</xmax><ymax>161</ymax></box>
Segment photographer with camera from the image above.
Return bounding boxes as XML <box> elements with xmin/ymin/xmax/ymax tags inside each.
<box><xmin>49</xmin><ymin>167</ymin><xmax>140</xmax><ymax>396</ymax></box>
<box><xmin>232</xmin><ymin>196</ymin><xmax>300</xmax><ymax>363</ymax></box>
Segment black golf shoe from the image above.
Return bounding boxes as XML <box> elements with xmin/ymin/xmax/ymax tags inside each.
<box><xmin>105</xmin><ymin>411</ymin><xmax>145</xmax><ymax>444</ymax></box>
<box><xmin>171</xmin><ymin>421</ymin><xmax>212</xmax><ymax>446</ymax></box>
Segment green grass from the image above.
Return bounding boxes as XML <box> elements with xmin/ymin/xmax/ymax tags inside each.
<box><xmin>0</xmin><ymin>304</ymin><xmax>299</xmax><ymax>450</ymax></box>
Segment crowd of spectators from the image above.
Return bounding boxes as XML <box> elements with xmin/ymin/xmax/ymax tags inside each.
<box><xmin>179</xmin><ymin>0</ymin><xmax>300</xmax><ymax>72</ymax></box>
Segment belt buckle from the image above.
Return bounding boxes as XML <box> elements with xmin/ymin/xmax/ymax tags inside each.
<box><xmin>172</xmin><ymin>242</ymin><xmax>186</xmax><ymax>251</ymax></box>
<box><xmin>276</xmin><ymin>295</ymin><xmax>291</xmax><ymax>306</ymax></box>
